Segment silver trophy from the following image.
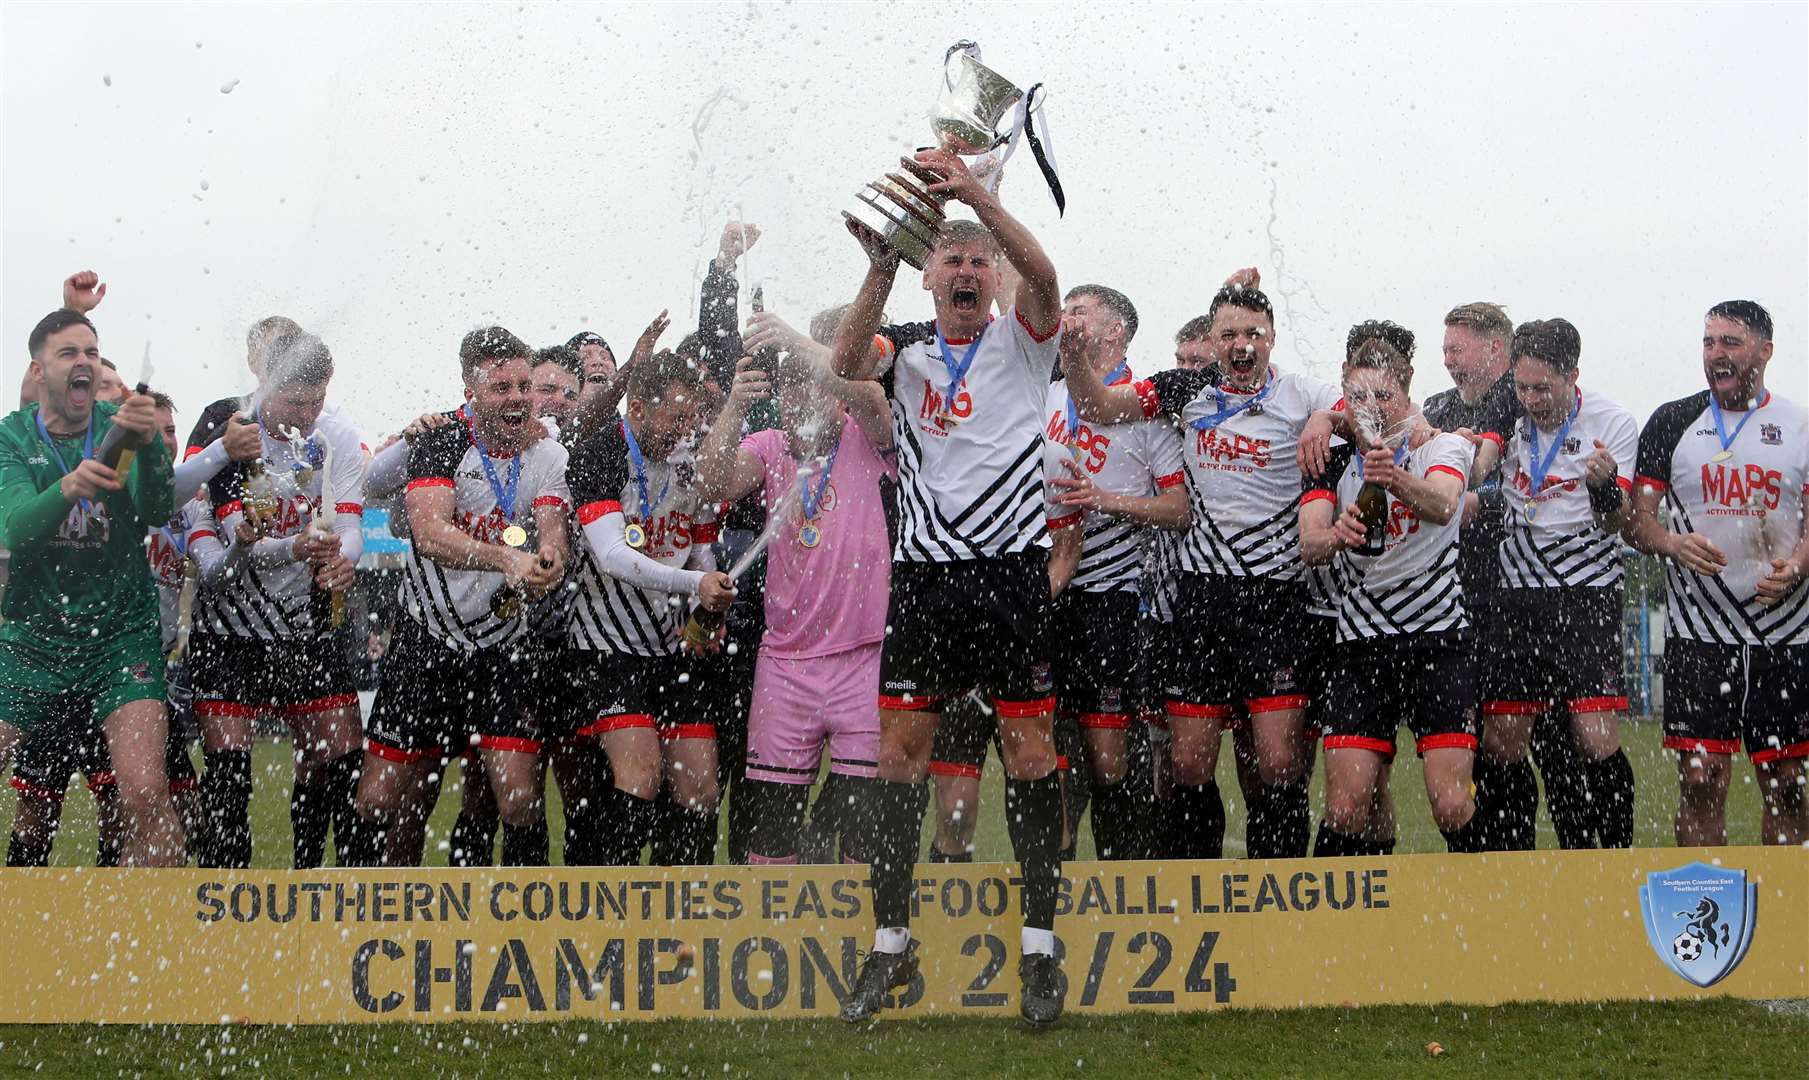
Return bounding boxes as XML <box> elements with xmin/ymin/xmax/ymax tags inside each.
<box><xmin>843</xmin><ymin>44</ymin><xmax>1029</xmax><ymax>269</ymax></box>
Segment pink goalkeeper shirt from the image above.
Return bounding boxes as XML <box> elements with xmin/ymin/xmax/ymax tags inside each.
<box><xmin>742</xmin><ymin>416</ymin><xmax>895</xmax><ymax>659</ymax></box>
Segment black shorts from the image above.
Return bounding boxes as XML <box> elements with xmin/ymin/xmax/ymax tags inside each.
<box><xmin>566</xmin><ymin>649</ymin><xmax>715</xmax><ymax>743</ymax></box>
<box><xmin>1662</xmin><ymin>638</ymin><xmax>1809</xmax><ymax>763</ymax></box>
<box><xmin>9</xmin><ymin>694</ymin><xmax>110</xmax><ymax>799</ymax></box>
<box><xmin>880</xmin><ymin>552</ymin><xmax>1053</xmax><ymax>716</ymax></box>
<box><xmin>366</xmin><ymin>619</ymin><xmax>541</xmax><ymax>765</ymax></box>
<box><xmin>1165</xmin><ymin>573</ymin><xmax>1311</xmax><ymax>721</ymax></box>
<box><xmin>1049</xmin><ymin>589</ymin><xmax>1143</xmax><ymax>727</ymax></box>
<box><xmin>524</xmin><ymin>636</ymin><xmax>582</xmax><ymax>743</ymax></box>
<box><xmin>1295</xmin><ymin>612</ymin><xmax>1340</xmax><ymax>731</ymax></box>
<box><xmin>1483</xmin><ymin>587</ymin><xmax>1627</xmax><ymax>719</ymax></box>
<box><xmin>188</xmin><ymin>630</ymin><xmax>358</xmax><ymax>719</ymax></box>
<box><xmin>1323</xmin><ymin>630</ymin><xmax>1480</xmax><ymax>759</ymax></box>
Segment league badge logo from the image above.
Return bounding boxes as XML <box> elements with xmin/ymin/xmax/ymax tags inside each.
<box><xmin>1638</xmin><ymin>861</ymin><xmax>1756</xmax><ymax>987</ymax></box>
<box><xmin>1562</xmin><ymin>436</ymin><xmax>1581</xmax><ymax>455</ymax></box>
<box><xmin>1759</xmin><ymin>423</ymin><xmax>1782</xmax><ymax>445</ymax></box>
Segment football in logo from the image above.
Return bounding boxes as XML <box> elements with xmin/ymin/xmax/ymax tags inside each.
<box><xmin>1638</xmin><ymin>861</ymin><xmax>1757</xmax><ymax>988</ymax></box>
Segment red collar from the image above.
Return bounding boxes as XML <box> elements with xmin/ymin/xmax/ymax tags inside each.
<box><xmin>936</xmin><ymin>315</ymin><xmax>996</xmax><ymax>346</ymax></box>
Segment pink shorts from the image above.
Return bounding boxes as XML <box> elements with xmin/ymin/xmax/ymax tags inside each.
<box><xmin>746</xmin><ymin>642</ymin><xmax>882</xmax><ymax>784</ymax></box>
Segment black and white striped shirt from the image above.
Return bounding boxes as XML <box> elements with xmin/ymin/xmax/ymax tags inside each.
<box><xmin>1498</xmin><ymin>387</ymin><xmax>1638</xmax><ymax>590</ymax></box>
<box><xmin>878</xmin><ymin>309</ymin><xmax>1061</xmax><ymax>563</ymax></box>
<box><xmin>1636</xmin><ymin>389</ymin><xmax>1809</xmax><ymax>646</ymax></box>
<box><xmin>567</xmin><ymin>422</ymin><xmax>720</xmax><ymax>657</ymax></box>
<box><xmin>1315</xmin><ymin>433</ymin><xmax>1473</xmax><ymax>641</ymax></box>
<box><xmin>1136</xmin><ymin>365</ymin><xmax>1343</xmax><ymax>580</ymax></box>
<box><xmin>193</xmin><ymin>409</ymin><xmax>365</xmax><ymax>641</ymax></box>
<box><xmin>397</xmin><ymin>421</ymin><xmax>571</xmax><ymax>653</ymax></box>
<box><xmin>1043</xmin><ymin>371</ymin><xmax>1186</xmax><ymax>593</ymax></box>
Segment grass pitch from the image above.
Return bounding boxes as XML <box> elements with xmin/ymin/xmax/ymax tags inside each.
<box><xmin>0</xmin><ymin>716</ymin><xmax>1764</xmax><ymax>866</ymax></box>
<box><xmin>2</xmin><ymin>999</ymin><xmax>1804</xmax><ymax>1078</ymax></box>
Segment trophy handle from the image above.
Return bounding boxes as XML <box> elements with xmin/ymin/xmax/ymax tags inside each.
<box><xmin>943</xmin><ymin>40</ymin><xmax>979</xmax><ymax>92</ymax></box>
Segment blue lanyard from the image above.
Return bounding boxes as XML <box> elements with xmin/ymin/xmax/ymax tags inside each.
<box><xmin>1189</xmin><ymin>375</ymin><xmax>1274</xmax><ymax>431</ymax></box>
<box><xmin>1355</xmin><ymin>440</ymin><xmax>1409</xmax><ymax>480</ymax></box>
<box><xmin>934</xmin><ymin>323</ymin><xmax>986</xmax><ymax>409</ymax></box>
<box><xmin>621</xmin><ymin>420</ymin><xmax>669</xmax><ymax>522</ymax></box>
<box><xmin>34</xmin><ymin>407</ymin><xmax>96</xmax><ymax>515</ymax></box>
<box><xmin>472</xmin><ymin>431</ymin><xmax>522</xmax><ymax>520</ymax></box>
<box><xmin>1525</xmin><ymin>390</ymin><xmax>1580</xmax><ymax>496</ymax></box>
<box><xmin>1066</xmin><ymin>361</ymin><xmax>1129</xmax><ymax>447</ymax></box>
<box><xmin>799</xmin><ymin>441</ymin><xmax>840</xmax><ymax>521</ymax></box>
<box><xmin>1708</xmin><ymin>389</ymin><xmax>1769</xmax><ymax>455</ymax></box>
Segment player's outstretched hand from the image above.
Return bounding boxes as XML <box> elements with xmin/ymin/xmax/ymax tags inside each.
<box><xmin>1584</xmin><ymin>439</ymin><xmax>1619</xmax><ymax>489</ymax></box>
<box><xmin>1297</xmin><ymin>410</ymin><xmax>1334</xmax><ymax>479</ymax></box>
<box><xmin>1331</xmin><ymin>503</ymin><xmax>1367</xmax><ymax>550</ymax></box>
<box><xmin>728</xmin><ymin>357</ymin><xmax>773</xmax><ymax>415</ymax></box>
<box><xmin>717</xmin><ymin>222</ymin><xmax>762</xmax><ymax>266</ymax></box>
<box><xmin>629</xmin><ymin>310</ymin><xmax>671</xmax><ymax>370</ymax></box>
<box><xmin>403</xmin><ymin>411</ymin><xmax>455</xmax><ymax>443</ymax></box>
<box><xmin>112</xmin><ymin>391</ymin><xmax>159</xmax><ymax>448</ymax></box>
<box><xmin>845</xmin><ymin>217</ymin><xmax>901</xmax><ymax>273</ymax></box>
<box><xmin>913</xmin><ymin>149</ymin><xmax>989</xmax><ymax>208</ymax></box>
<box><xmin>223</xmin><ymin>412</ymin><xmax>263</xmax><ymax>461</ymax></box>
<box><xmin>314</xmin><ymin>554</ymin><xmax>355</xmax><ymax>592</ymax></box>
<box><xmin>743</xmin><ymin>312</ymin><xmax>813</xmax><ymax>359</ymax></box>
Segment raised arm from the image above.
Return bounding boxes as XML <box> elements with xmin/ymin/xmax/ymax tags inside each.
<box><xmin>830</xmin><ymin>224</ymin><xmax>901</xmax><ymax>382</ymax></box>
<box><xmin>574</xmin><ymin>310</ymin><xmax>669</xmax><ymax>442</ymax></box>
<box><xmin>692</xmin><ymin>357</ymin><xmax>772</xmax><ymax>505</ymax></box>
<box><xmin>1363</xmin><ymin>446</ymin><xmax>1467</xmax><ymax>527</ymax></box>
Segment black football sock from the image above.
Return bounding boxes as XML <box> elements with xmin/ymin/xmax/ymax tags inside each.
<box><xmin>1441</xmin><ymin>811</ymin><xmax>1488</xmax><ymax>854</ymax></box>
<box><xmin>321</xmin><ymin>751</ymin><xmax>363</xmax><ymax>869</ymax></box>
<box><xmin>1473</xmin><ymin>756</ymin><xmax>1539</xmax><ymax>851</ymax></box>
<box><xmin>6</xmin><ymin>823</ymin><xmax>54</xmax><ymax>868</ymax></box>
<box><xmin>290</xmin><ymin>776</ymin><xmax>331</xmax><ymax>870</ymax></box>
<box><xmin>449</xmin><ymin>810</ymin><xmax>498</xmax><ymax>867</ymax></box>
<box><xmin>500</xmin><ymin>818</ymin><xmax>549</xmax><ymax>867</ymax></box>
<box><xmin>561</xmin><ymin>794</ymin><xmax>599</xmax><ymax>866</ymax></box>
<box><xmin>1170</xmin><ymin>781</ymin><xmax>1225</xmax><ymax>859</ymax></box>
<box><xmin>869</xmin><ymin>779</ymin><xmax>930</xmax><ymax>931</ymax></box>
<box><xmin>1588</xmin><ymin>750</ymin><xmax>1636</xmax><ymax>849</ymax></box>
<box><xmin>200</xmin><ymin>749</ymin><xmax>253</xmax><ymax>869</ymax></box>
<box><xmin>652</xmin><ymin>805</ymin><xmax>719</xmax><ymax>866</ymax></box>
<box><xmin>1246</xmin><ymin>778</ymin><xmax>1311</xmax><ymax>859</ymax></box>
<box><xmin>1531</xmin><ymin>726</ymin><xmax>1593</xmax><ymax>848</ymax></box>
<box><xmin>1088</xmin><ymin>776</ymin><xmax>1138</xmax><ymax>861</ymax></box>
<box><xmin>1313</xmin><ymin>821</ymin><xmax>1391</xmax><ymax>857</ymax></box>
<box><xmin>1005</xmin><ymin>773</ymin><xmax>1063</xmax><ymax>932</ymax></box>
<box><xmin>599</xmin><ymin>787</ymin><xmax>656</xmax><ymax>866</ymax></box>
<box><xmin>92</xmin><ymin>793</ymin><xmax>121</xmax><ymax>868</ymax></box>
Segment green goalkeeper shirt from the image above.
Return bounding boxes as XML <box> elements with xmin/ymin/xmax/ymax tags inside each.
<box><xmin>0</xmin><ymin>401</ymin><xmax>173</xmax><ymax>650</ymax></box>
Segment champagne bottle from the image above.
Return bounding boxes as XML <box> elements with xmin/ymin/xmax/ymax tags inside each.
<box><xmin>306</xmin><ymin>514</ymin><xmax>347</xmax><ymax>629</ymax></box>
<box><xmin>94</xmin><ymin>381</ymin><xmax>152</xmax><ymax>474</ymax></box>
<box><xmin>1355</xmin><ymin>480</ymin><xmax>1388</xmax><ymax>556</ymax></box>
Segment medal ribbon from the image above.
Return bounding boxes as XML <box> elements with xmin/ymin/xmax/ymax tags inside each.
<box><xmin>1708</xmin><ymin>389</ymin><xmax>1769</xmax><ymax>457</ymax></box>
<box><xmin>34</xmin><ymin>407</ymin><xmax>96</xmax><ymax>517</ymax></box>
<box><xmin>1525</xmin><ymin>389</ymin><xmax>1580</xmax><ymax>498</ymax></box>
<box><xmin>467</xmin><ymin>414</ymin><xmax>522</xmax><ymax>524</ymax></box>
<box><xmin>1189</xmin><ymin>373</ymin><xmax>1274</xmax><ymax>431</ymax></box>
<box><xmin>1066</xmin><ymin>361</ymin><xmax>1129</xmax><ymax>452</ymax></box>
<box><xmin>798</xmin><ymin>442</ymin><xmax>840</xmax><ymax>523</ymax></box>
<box><xmin>621</xmin><ymin>420</ymin><xmax>669</xmax><ymax>524</ymax></box>
<box><xmin>934</xmin><ymin>322</ymin><xmax>987</xmax><ymax>414</ymax></box>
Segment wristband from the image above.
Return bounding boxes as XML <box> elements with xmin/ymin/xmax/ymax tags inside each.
<box><xmin>1587</xmin><ymin>481</ymin><xmax>1624</xmax><ymax>515</ymax></box>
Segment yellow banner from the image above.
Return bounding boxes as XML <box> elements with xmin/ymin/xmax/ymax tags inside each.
<box><xmin>1</xmin><ymin>849</ymin><xmax>1802</xmax><ymax>1023</ymax></box>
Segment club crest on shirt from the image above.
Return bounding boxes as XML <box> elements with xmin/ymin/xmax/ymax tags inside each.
<box><xmin>1760</xmin><ymin>423</ymin><xmax>1782</xmax><ymax>445</ymax></box>
<box><xmin>1562</xmin><ymin>437</ymin><xmax>1581</xmax><ymax>455</ymax></box>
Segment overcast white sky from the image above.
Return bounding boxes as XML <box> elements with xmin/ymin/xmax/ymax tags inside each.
<box><xmin>3</xmin><ymin>1</ymin><xmax>1804</xmax><ymax>436</ymax></box>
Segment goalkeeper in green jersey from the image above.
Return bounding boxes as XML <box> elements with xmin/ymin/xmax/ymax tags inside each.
<box><xmin>0</xmin><ymin>292</ymin><xmax>185</xmax><ymax>866</ymax></box>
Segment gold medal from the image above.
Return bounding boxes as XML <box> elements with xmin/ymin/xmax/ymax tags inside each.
<box><xmin>798</xmin><ymin>522</ymin><xmax>822</xmax><ymax>548</ymax></box>
<box><xmin>1524</xmin><ymin>503</ymin><xmax>1538</xmax><ymax>523</ymax></box>
<box><xmin>624</xmin><ymin>522</ymin><xmax>647</xmax><ymax>549</ymax></box>
<box><xmin>501</xmin><ymin>524</ymin><xmax>528</xmax><ymax>548</ymax></box>
<box><xmin>937</xmin><ymin>409</ymin><xmax>959</xmax><ymax>428</ymax></box>
<box><xmin>489</xmin><ymin>587</ymin><xmax>524</xmax><ymax>621</ymax></box>
<box><xmin>1710</xmin><ymin>450</ymin><xmax>1733</xmax><ymax>463</ymax></box>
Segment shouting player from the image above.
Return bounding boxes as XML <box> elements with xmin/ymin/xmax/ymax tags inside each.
<box><xmin>351</xmin><ymin>327</ymin><xmax>571</xmax><ymax>867</ymax></box>
<box><xmin>830</xmin><ymin>146</ymin><xmax>1067</xmax><ymax>1024</ymax></box>
<box><xmin>1627</xmin><ymin>300</ymin><xmax>1809</xmax><ymax>845</ymax></box>
<box><xmin>1065</xmin><ymin>284</ymin><xmax>1338</xmax><ymax>861</ymax></box>
<box><xmin>0</xmin><ymin>305</ymin><xmax>184</xmax><ymax>865</ymax></box>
